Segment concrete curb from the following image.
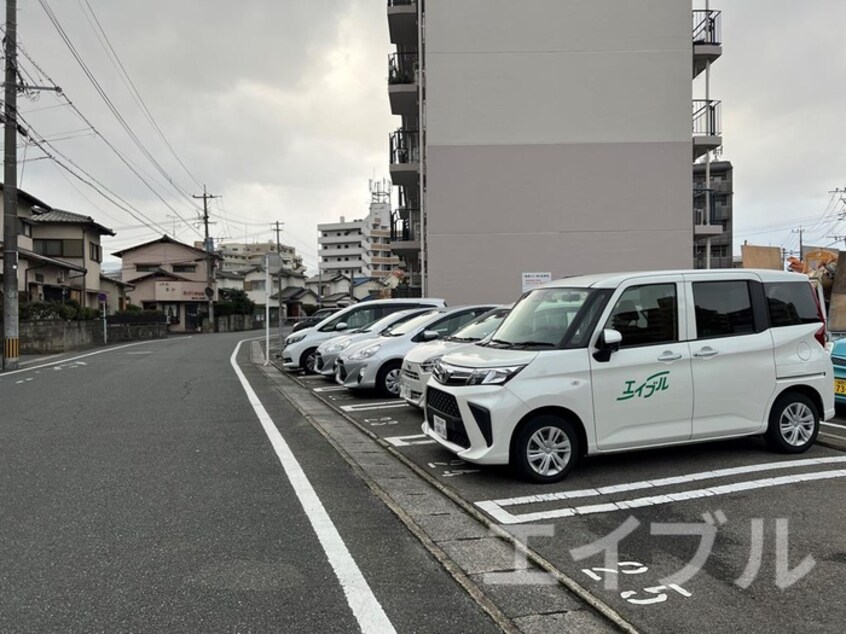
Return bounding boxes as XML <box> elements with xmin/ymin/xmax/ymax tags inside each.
<box><xmin>263</xmin><ymin>357</ymin><xmax>639</xmax><ymax>634</ymax></box>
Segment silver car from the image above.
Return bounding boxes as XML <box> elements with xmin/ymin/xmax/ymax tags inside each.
<box><xmin>335</xmin><ymin>305</ymin><xmax>497</xmax><ymax>397</ymax></box>
<box><xmin>313</xmin><ymin>308</ymin><xmax>434</xmax><ymax>377</ymax></box>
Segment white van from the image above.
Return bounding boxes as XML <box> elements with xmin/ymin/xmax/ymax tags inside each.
<box><xmin>282</xmin><ymin>298</ymin><xmax>446</xmax><ymax>373</ymax></box>
<box><xmin>422</xmin><ymin>270</ymin><xmax>834</xmax><ymax>483</ymax></box>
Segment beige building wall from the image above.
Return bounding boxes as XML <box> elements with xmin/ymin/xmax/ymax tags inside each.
<box><xmin>30</xmin><ymin>224</ymin><xmax>104</xmax><ymax>302</ymax></box>
<box><xmin>423</xmin><ymin>0</ymin><xmax>693</xmax><ymax>303</ymax></box>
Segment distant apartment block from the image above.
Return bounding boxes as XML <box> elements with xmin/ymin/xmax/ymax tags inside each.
<box><xmin>387</xmin><ymin>0</ymin><xmax>725</xmax><ymax>302</ymax></box>
<box><xmin>693</xmin><ymin>160</ymin><xmax>733</xmax><ymax>269</ymax></box>
<box><xmin>217</xmin><ymin>241</ymin><xmax>304</xmax><ymax>273</ymax></box>
<box><xmin>318</xmin><ymin>183</ymin><xmax>401</xmax><ymax>280</ymax></box>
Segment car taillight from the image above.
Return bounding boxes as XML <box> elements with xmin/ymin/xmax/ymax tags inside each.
<box><xmin>810</xmin><ymin>283</ymin><xmax>827</xmax><ymax>348</ymax></box>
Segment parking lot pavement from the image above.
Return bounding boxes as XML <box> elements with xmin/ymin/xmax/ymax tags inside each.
<box><xmin>819</xmin><ymin>411</ymin><xmax>846</xmax><ymax>449</ymax></box>
<box><xmin>289</xmin><ymin>372</ymin><xmax>846</xmax><ymax>634</ymax></box>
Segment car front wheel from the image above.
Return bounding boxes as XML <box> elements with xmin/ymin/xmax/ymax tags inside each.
<box><xmin>376</xmin><ymin>361</ymin><xmax>402</xmax><ymax>398</ymax></box>
<box><xmin>512</xmin><ymin>414</ymin><xmax>580</xmax><ymax>483</ymax></box>
<box><xmin>301</xmin><ymin>348</ymin><xmax>318</xmax><ymax>375</ymax></box>
<box><xmin>765</xmin><ymin>392</ymin><xmax>819</xmax><ymax>453</ymax></box>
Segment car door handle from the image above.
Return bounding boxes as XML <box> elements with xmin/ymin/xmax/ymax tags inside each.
<box><xmin>657</xmin><ymin>352</ymin><xmax>682</xmax><ymax>362</ymax></box>
<box><xmin>693</xmin><ymin>347</ymin><xmax>719</xmax><ymax>358</ymax></box>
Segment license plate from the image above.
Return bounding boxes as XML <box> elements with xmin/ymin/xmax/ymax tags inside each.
<box><xmin>836</xmin><ymin>379</ymin><xmax>846</xmax><ymax>395</ymax></box>
<box><xmin>433</xmin><ymin>415</ymin><xmax>447</xmax><ymax>439</ymax></box>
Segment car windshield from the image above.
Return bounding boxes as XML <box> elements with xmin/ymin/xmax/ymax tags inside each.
<box><xmin>484</xmin><ymin>288</ymin><xmax>595</xmax><ymax>348</ymax></box>
<box><xmin>358</xmin><ymin>310</ymin><xmax>422</xmax><ymax>334</ymax></box>
<box><xmin>382</xmin><ymin>310</ymin><xmax>440</xmax><ymax>337</ymax></box>
<box><xmin>446</xmin><ymin>309</ymin><xmax>509</xmax><ymax>342</ymax></box>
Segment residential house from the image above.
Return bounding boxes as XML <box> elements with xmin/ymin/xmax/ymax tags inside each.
<box><xmin>114</xmin><ymin>235</ymin><xmax>218</xmax><ymax>332</ymax></box>
<box><xmin>305</xmin><ymin>273</ymin><xmax>357</xmax><ymax>308</ymax></box>
<box><xmin>0</xmin><ymin>184</ymin><xmax>114</xmax><ymax>309</ymax></box>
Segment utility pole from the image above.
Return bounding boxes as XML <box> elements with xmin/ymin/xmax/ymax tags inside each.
<box><xmin>272</xmin><ymin>220</ymin><xmax>285</xmax><ymax>334</ymax></box>
<box><xmin>792</xmin><ymin>226</ymin><xmax>805</xmax><ymax>259</ymax></box>
<box><xmin>192</xmin><ymin>186</ymin><xmax>219</xmax><ymax>332</ymax></box>
<box><xmin>3</xmin><ymin>0</ymin><xmax>19</xmax><ymax>371</ymax></box>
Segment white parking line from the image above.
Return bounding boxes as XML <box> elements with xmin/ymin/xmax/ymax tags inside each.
<box><xmin>384</xmin><ymin>434</ymin><xmax>436</xmax><ymax>447</ymax></box>
<box><xmin>313</xmin><ymin>386</ymin><xmax>348</xmax><ymax>393</ymax></box>
<box><xmin>340</xmin><ymin>402</ymin><xmax>410</xmax><ymax>413</ymax></box>
<box><xmin>475</xmin><ymin>456</ymin><xmax>846</xmax><ymax>524</ymax></box>
<box><xmin>821</xmin><ymin>421</ymin><xmax>845</xmax><ymax>429</ymax></box>
<box><xmin>231</xmin><ymin>340</ymin><xmax>395</xmax><ymax>633</ymax></box>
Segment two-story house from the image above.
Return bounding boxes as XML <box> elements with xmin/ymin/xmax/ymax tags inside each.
<box><xmin>114</xmin><ymin>235</ymin><xmax>218</xmax><ymax>332</ymax></box>
<box><xmin>0</xmin><ymin>185</ymin><xmax>114</xmax><ymax>309</ymax></box>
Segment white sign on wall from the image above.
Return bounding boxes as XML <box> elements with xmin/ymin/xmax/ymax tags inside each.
<box><xmin>521</xmin><ymin>272</ymin><xmax>552</xmax><ymax>293</ymax></box>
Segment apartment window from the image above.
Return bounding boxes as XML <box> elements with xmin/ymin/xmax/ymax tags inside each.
<box><xmin>136</xmin><ymin>264</ymin><xmax>160</xmax><ymax>272</ymax></box>
<box><xmin>35</xmin><ymin>273</ymin><xmax>44</xmax><ymax>283</ymax></box>
<box><xmin>17</xmin><ymin>219</ymin><xmax>32</xmax><ymax>237</ymax></box>
<box><xmin>711</xmin><ymin>245</ymin><xmax>728</xmax><ymax>258</ymax></box>
<box><xmin>89</xmin><ymin>243</ymin><xmax>103</xmax><ymax>262</ymax></box>
<box><xmin>173</xmin><ymin>264</ymin><xmax>197</xmax><ymax>273</ymax></box>
<box><xmin>34</xmin><ymin>239</ymin><xmax>84</xmax><ymax>258</ymax></box>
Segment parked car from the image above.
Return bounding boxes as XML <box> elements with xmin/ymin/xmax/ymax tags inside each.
<box><xmin>400</xmin><ymin>306</ymin><xmax>511</xmax><ymax>408</ymax></box>
<box><xmin>292</xmin><ymin>308</ymin><xmax>339</xmax><ymax>333</ymax></box>
<box><xmin>335</xmin><ymin>305</ymin><xmax>497</xmax><ymax>397</ymax></box>
<box><xmin>282</xmin><ymin>298</ymin><xmax>446</xmax><ymax>374</ymax></box>
<box><xmin>314</xmin><ymin>308</ymin><xmax>435</xmax><ymax>377</ymax></box>
<box><xmin>830</xmin><ymin>338</ymin><xmax>846</xmax><ymax>406</ymax></box>
<box><xmin>422</xmin><ymin>270</ymin><xmax>833</xmax><ymax>483</ymax></box>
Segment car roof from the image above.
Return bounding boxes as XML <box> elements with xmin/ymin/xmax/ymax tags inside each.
<box><xmin>539</xmin><ymin>269</ymin><xmax>809</xmax><ymax>290</ymax></box>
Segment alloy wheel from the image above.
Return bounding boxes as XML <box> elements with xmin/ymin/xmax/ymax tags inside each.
<box><xmin>526</xmin><ymin>426</ymin><xmax>572</xmax><ymax>477</ymax></box>
<box><xmin>779</xmin><ymin>402</ymin><xmax>816</xmax><ymax>447</ymax></box>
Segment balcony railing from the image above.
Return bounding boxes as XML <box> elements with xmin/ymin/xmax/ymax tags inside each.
<box><xmin>692</xmin><ymin>9</ymin><xmax>722</xmax><ymax>45</ymax></box>
<box><xmin>387</xmin><ymin>0</ymin><xmax>414</xmax><ymax>6</ymax></box>
<box><xmin>388</xmin><ymin>52</ymin><xmax>418</xmax><ymax>85</ymax></box>
<box><xmin>693</xmin><ymin>188</ymin><xmax>729</xmax><ymax>225</ymax></box>
<box><xmin>692</xmin><ymin>100</ymin><xmax>721</xmax><ymax>136</ymax></box>
<box><xmin>391</xmin><ymin>213</ymin><xmax>420</xmax><ymax>242</ymax></box>
<box><xmin>390</xmin><ymin>130</ymin><xmax>419</xmax><ymax>164</ymax></box>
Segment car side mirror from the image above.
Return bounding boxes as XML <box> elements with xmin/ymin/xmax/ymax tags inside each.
<box><xmin>335</xmin><ymin>322</ymin><xmax>348</xmax><ymax>331</ymax></box>
<box><xmin>593</xmin><ymin>328</ymin><xmax>622</xmax><ymax>363</ymax></box>
<box><xmin>420</xmin><ymin>330</ymin><xmax>440</xmax><ymax>342</ymax></box>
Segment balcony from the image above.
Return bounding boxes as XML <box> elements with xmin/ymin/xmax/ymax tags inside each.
<box><xmin>692</xmin><ymin>100</ymin><xmax>722</xmax><ymax>160</ymax></box>
<box><xmin>389</xmin><ymin>129</ymin><xmax>419</xmax><ymax>189</ymax></box>
<box><xmin>693</xmin><ymin>9</ymin><xmax>722</xmax><ymax>78</ymax></box>
<box><xmin>390</xmin><ymin>212</ymin><xmax>421</xmax><ymax>260</ymax></box>
<box><xmin>388</xmin><ymin>52</ymin><xmax>419</xmax><ymax>116</ymax></box>
<box><xmin>387</xmin><ymin>0</ymin><xmax>417</xmax><ymax>45</ymax></box>
<box><xmin>692</xmin><ymin>188</ymin><xmax>724</xmax><ymax>238</ymax></box>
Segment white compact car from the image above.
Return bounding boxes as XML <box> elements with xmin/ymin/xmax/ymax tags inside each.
<box><xmin>422</xmin><ymin>269</ymin><xmax>834</xmax><ymax>483</ymax></box>
<box><xmin>400</xmin><ymin>306</ymin><xmax>511</xmax><ymax>408</ymax></box>
<box><xmin>282</xmin><ymin>298</ymin><xmax>445</xmax><ymax>373</ymax></box>
<box><xmin>314</xmin><ymin>308</ymin><xmax>433</xmax><ymax>377</ymax></box>
<box><xmin>335</xmin><ymin>305</ymin><xmax>496</xmax><ymax>397</ymax></box>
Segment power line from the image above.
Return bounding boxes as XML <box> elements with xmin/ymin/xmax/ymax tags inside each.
<box><xmin>37</xmin><ymin>0</ymin><xmax>200</xmax><ymax>219</ymax></box>
<box><xmin>76</xmin><ymin>0</ymin><xmax>203</xmax><ymax>189</ymax></box>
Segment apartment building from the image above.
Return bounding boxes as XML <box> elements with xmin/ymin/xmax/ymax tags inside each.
<box><xmin>318</xmin><ymin>183</ymin><xmax>401</xmax><ymax>280</ymax></box>
<box><xmin>217</xmin><ymin>241</ymin><xmax>304</xmax><ymax>273</ymax></box>
<box><xmin>693</xmin><ymin>160</ymin><xmax>733</xmax><ymax>269</ymax></box>
<box><xmin>387</xmin><ymin>1</ymin><xmax>724</xmax><ymax>303</ymax></box>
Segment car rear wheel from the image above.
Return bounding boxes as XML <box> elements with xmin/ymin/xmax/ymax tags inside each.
<box><xmin>376</xmin><ymin>361</ymin><xmax>402</xmax><ymax>398</ymax></box>
<box><xmin>512</xmin><ymin>414</ymin><xmax>580</xmax><ymax>483</ymax></box>
<box><xmin>765</xmin><ymin>392</ymin><xmax>819</xmax><ymax>453</ymax></box>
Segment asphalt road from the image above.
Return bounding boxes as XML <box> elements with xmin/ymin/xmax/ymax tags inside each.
<box><xmin>0</xmin><ymin>334</ymin><xmax>500</xmax><ymax>633</ymax></box>
<box><xmin>294</xmin><ymin>372</ymin><xmax>846</xmax><ymax>634</ymax></box>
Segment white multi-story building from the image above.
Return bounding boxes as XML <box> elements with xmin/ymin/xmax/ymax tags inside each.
<box><xmin>387</xmin><ymin>0</ymin><xmax>723</xmax><ymax>303</ymax></box>
<box><xmin>318</xmin><ymin>184</ymin><xmax>401</xmax><ymax>280</ymax></box>
<box><xmin>217</xmin><ymin>241</ymin><xmax>304</xmax><ymax>273</ymax></box>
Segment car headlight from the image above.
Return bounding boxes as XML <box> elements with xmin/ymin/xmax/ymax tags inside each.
<box><xmin>349</xmin><ymin>344</ymin><xmax>381</xmax><ymax>361</ymax></box>
<box><xmin>420</xmin><ymin>355</ymin><xmax>443</xmax><ymax>373</ymax></box>
<box><xmin>328</xmin><ymin>339</ymin><xmax>352</xmax><ymax>354</ymax></box>
<box><xmin>467</xmin><ymin>365</ymin><xmax>525</xmax><ymax>386</ymax></box>
<box><xmin>286</xmin><ymin>333</ymin><xmax>306</xmax><ymax>345</ymax></box>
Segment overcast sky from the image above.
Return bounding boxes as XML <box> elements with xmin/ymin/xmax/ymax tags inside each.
<box><xmin>10</xmin><ymin>0</ymin><xmax>846</xmax><ymax>272</ymax></box>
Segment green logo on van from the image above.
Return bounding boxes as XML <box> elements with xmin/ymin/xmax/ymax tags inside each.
<box><xmin>617</xmin><ymin>371</ymin><xmax>670</xmax><ymax>401</ymax></box>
